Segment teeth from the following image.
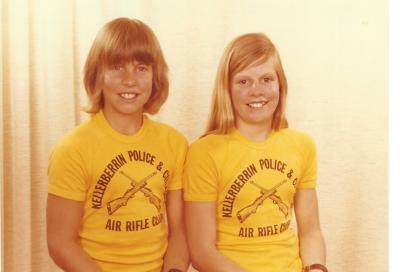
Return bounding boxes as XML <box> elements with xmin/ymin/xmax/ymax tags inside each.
<box><xmin>119</xmin><ymin>93</ymin><xmax>137</xmax><ymax>99</ymax></box>
<box><xmin>248</xmin><ymin>102</ymin><xmax>266</xmax><ymax>108</ymax></box>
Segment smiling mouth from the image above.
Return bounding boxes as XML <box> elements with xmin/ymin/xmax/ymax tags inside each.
<box><xmin>119</xmin><ymin>93</ymin><xmax>137</xmax><ymax>99</ymax></box>
<box><xmin>247</xmin><ymin>101</ymin><xmax>267</xmax><ymax>108</ymax></box>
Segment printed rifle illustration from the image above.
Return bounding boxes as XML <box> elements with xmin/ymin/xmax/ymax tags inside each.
<box><xmin>237</xmin><ymin>179</ymin><xmax>289</xmax><ymax>223</ymax></box>
<box><xmin>119</xmin><ymin>171</ymin><xmax>162</xmax><ymax>212</ymax></box>
<box><xmin>107</xmin><ymin>171</ymin><xmax>159</xmax><ymax>215</ymax></box>
<box><xmin>251</xmin><ymin>181</ymin><xmax>289</xmax><ymax>217</ymax></box>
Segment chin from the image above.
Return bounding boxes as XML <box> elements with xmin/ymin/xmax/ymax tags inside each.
<box><xmin>115</xmin><ymin>107</ymin><xmax>143</xmax><ymax>116</ymax></box>
<box><xmin>247</xmin><ymin>115</ymin><xmax>273</xmax><ymax>124</ymax></box>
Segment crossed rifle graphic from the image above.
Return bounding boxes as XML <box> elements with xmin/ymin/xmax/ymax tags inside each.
<box><xmin>236</xmin><ymin>179</ymin><xmax>289</xmax><ymax>223</ymax></box>
<box><xmin>106</xmin><ymin>171</ymin><xmax>161</xmax><ymax>215</ymax></box>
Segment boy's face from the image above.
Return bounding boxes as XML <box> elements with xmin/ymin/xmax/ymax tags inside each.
<box><xmin>102</xmin><ymin>60</ymin><xmax>153</xmax><ymax>119</ymax></box>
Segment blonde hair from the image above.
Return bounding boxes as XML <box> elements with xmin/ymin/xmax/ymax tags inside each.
<box><xmin>205</xmin><ymin>33</ymin><xmax>288</xmax><ymax>134</ymax></box>
<box><xmin>83</xmin><ymin>17</ymin><xmax>168</xmax><ymax>114</ymax></box>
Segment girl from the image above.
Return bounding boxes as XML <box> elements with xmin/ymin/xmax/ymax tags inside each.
<box><xmin>184</xmin><ymin>33</ymin><xmax>327</xmax><ymax>272</ymax></box>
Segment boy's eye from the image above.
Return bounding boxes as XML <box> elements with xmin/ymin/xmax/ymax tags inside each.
<box><xmin>113</xmin><ymin>64</ymin><xmax>124</xmax><ymax>70</ymax></box>
<box><xmin>137</xmin><ymin>65</ymin><xmax>148</xmax><ymax>72</ymax></box>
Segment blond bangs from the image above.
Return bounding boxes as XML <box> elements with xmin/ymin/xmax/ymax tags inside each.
<box><xmin>99</xmin><ymin>22</ymin><xmax>156</xmax><ymax>66</ymax></box>
<box><xmin>205</xmin><ymin>33</ymin><xmax>288</xmax><ymax>136</ymax></box>
<box><xmin>83</xmin><ymin>18</ymin><xmax>169</xmax><ymax>115</ymax></box>
<box><xmin>229</xmin><ymin>33</ymin><xmax>280</xmax><ymax>77</ymax></box>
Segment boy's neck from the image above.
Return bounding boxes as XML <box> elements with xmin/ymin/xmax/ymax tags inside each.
<box><xmin>102</xmin><ymin>108</ymin><xmax>144</xmax><ymax>136</ymax></box>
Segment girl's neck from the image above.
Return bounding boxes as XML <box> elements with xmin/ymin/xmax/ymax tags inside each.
<box><xmin>236</xmin><ymin>122</ymin><xmax>272</xmax><ymax>142</ymax></box>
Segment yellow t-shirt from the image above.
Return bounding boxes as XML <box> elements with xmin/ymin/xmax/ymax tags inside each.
<box><xmin>184</xmin><ymin>128</ymin><xmax>317</xmax><ymax>272</ymax></box>
<box><xmin>48</xmin><ymin>111</ymin><xmax>187</xmax><ymax>272</ymax></box>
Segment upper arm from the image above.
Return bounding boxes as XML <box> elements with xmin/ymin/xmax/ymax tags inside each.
<box><xmin>48</xmin><ymin>141</ymin><xmax>88</xmax><ymax>201</ymax></box>
<box><xmin>183</xmin><ymin>141</ymin><xmax>219</xmax><ymax>202</ymax></box>
<box><xmin>185</xmin><ymin>201</ymin><xmax>217</xmax><ymax>252</ymax></box>
<box><xmin>167</xmin><ymin>133</ymin><xmax>188</xmax><ymax>191</ymax></box>
<box><xmin>46</xmin><ymin>193</ymin><xmax>84</xmax><ymax>246</ymax></box>
<box><xmin>166</xmin><ymin>189</ymin><xmax>184</xmax><ymax>235</ymax></box>
<box><xmin>294</xmin><ymin>189</ymin><xmax>322</xmax><ymax>236</ymax></box>
<box><xmin>297</xmin><ymin>134</ymin><xmax>317</xmax><ymax>189</ymax></box>
<box><xmin>183</xmin><ymin>140</ymin><xmax>219</xmax><ymax>260</ymax></box>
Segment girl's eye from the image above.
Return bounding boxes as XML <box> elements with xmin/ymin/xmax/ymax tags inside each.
<box><xmin>263</xmin><ymin>77</ymin><xmax>272</xmax><ymax>83</ymax></box>
<box><xmin>238</xmin><ymin>79</ymin><xmax>248</xmax><ymax>85</ymax></box>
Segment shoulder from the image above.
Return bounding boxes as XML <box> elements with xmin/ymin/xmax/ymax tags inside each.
<box><xmin>276</xmin><ymin>128</ymin><xmax>316</xmax><ymax>152</ymax></box>
<box><xmin>51</xmin><ymin>118</ymin><xmax>96</xmax><ymax>156</ymax></box>
<box><xmin>188</xmin><ymin>133</ymin><xmax>230</xmax><ymax>156</ymax></box>
<box><xmin>278</xmin><ymin>128</ymin><xmax>315</xmax><ymax>143</ymax></box>
<box><xmin>146</xmin><ymin>117</ymin><xmax>188</xmax><ymax>146</ymax></box>
<box><xmin>190</xmin><ymin>133</ymin><xmax>228</xmax><ymax>148</ymax></box>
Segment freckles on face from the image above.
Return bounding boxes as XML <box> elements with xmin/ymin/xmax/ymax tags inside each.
<box><xmin>103</xmin><ymin>62</ymin><xmax>152</xmax><ymax>92</ymax></box>
<box><xmin>230</xmin><ymin>58</ymin><xmax>280</xmax><ymax>126</ymax></box>
<box><xmin>101</xmin><ymin>61</ymin><xmax>153</xmax><ymax>115</ymax></box>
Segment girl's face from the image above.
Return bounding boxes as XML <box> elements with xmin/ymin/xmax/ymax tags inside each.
<box><xmin>230</xmin><ymin>57</ymin><xmax>280</xmax><ymax>131</ymax></box>
<box><xmin>102</xmin><ymin>60</ymin><xmax>153</xmax><ymax>119</ymax></box>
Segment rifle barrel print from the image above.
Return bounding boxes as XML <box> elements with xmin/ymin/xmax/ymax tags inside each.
<box><xmin>107</xmin><ymin>171</ymin><xmax>159</xmax><ymax>215</ymax></box>
<box><xmin>236</xmin><ymin>179</ymin><xmax>288</xmax><ymax>223</ymax></box>
<box><xmin>119</xmin><ymin>171</ymin><xmax>162</xmax><ymax>212</ymax></box>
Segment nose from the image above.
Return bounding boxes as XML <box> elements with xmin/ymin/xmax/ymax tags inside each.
<box><xmin>248</xmin><ymin>82</ymin><xmax>264</xmax><ymax>96</ymax></box>
<box><xmin>122</xmin><ymin>69</ymin><xmax>136</xmax><ymax>87</ymax></box>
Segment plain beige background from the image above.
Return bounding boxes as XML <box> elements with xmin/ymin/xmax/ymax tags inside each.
<box><xmin>1</xmin><ymin>0</ymin><xmax>387</xmax><ymax>271</ymax></box>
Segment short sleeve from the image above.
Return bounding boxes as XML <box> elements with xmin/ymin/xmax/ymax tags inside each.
<box><xmin>167</xmin><ymin>133</ymin><xmax>188</xmax><ymax>191</ymax></box>
<box><xmin>183</xmin><ymin>141</ymin><xmax>219</xmax><ymax>201</ymax></box>
<box><xmin>297</xmin><ymin>134</ymin><xmax>317</xmax><ymax>189</ymax></box>
<box><xmin>47</xmin><ymin>140</ymin><xmax>89</xmax><ymax>201</ymax></box>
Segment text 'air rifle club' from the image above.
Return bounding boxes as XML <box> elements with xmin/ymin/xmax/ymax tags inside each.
<box><xmin>237</xmin><ymin>179</ymin><xmax>289</xmax><ymax>223</ymax></box>
<box><xmin>107</xmin><ymin>171</ymin><xmax>161</xmax><ymax>215</ymax></box>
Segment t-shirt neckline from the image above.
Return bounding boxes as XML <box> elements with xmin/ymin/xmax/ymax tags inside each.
<box><xmin>93</xmin><ymin>111</ymin><xmax>149</xmax><ymax>144</ymax></box>
<box><xmin>230</xmin><ymin>128</ymin><xmax>278</xmax><ymax>149</ymax></box>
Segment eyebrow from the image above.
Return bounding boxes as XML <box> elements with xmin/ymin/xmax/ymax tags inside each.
<box><xmin>234</xmin><ymin>72</ymin><xmax>276</xmax><ymax>79</ymax></box>
<box><xmin>106</xmin><ymin>60</ymin><xmax>151</xmax><ymax>66</ymax></box>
